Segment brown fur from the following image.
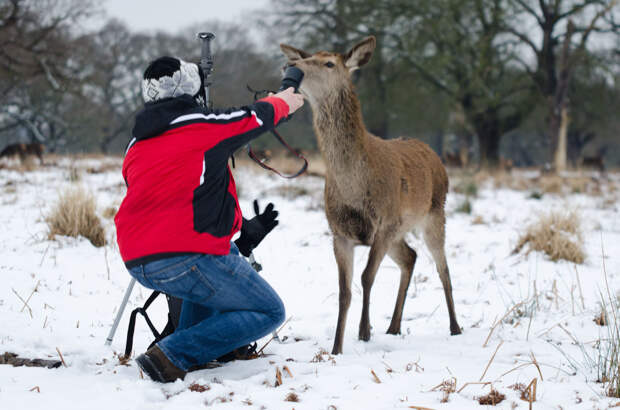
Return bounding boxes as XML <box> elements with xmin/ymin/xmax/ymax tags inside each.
<box><xmin>0</xmin><ymin>143</ymin><xmax>44</xmax><ymax>164</ymax></box>
<box><xmin>443</xmin><ymin>152</ymin><xmax>462</xmax><ymax>168</ymax></box>
<box><xmin>579</xmin><ymin>155</ymin><xmax>605</xmax><ymax>172</ymax></box>
<box><xmin>281</xmin><ymin>36</ymin><xmax>461</xmax><ymax>354</ymax></box>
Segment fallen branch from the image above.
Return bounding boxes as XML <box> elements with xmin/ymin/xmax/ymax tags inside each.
<box><xmin>29</xmin><ymin>386</ymin><xmax>40</xmax><ymax>393</ymax></box>
<box><xmin>283</xmin><ymin>365</ymin><xmax>293</xmax><ymax>378</ymax></box>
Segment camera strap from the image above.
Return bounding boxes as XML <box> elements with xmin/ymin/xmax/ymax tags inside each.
<box><xmin>245</xmin><ymin>85</ymin><xmax>308</xmax><ymax>179</ymax></box>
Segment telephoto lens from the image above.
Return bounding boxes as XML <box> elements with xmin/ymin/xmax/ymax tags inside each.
<box><xmin>278</xmin><ymin>66</ymin><xmax>304</xmax><ymax>93</ymax></box>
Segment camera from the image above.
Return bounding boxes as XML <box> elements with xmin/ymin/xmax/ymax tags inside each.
<box><xmin>278</xmin><ymin>66</ymin><xmax>304</xmax><ymax>93</ymax></box>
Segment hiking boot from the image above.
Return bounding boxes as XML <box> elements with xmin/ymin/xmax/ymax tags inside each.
<box><xmin>135</xmin><ymin>345</ymin><xmax>186</xmax><ymax>383</ymax></box>
<box><xmin>216</xmin><ymin>343</ymin><xmax>259</xmax><ymax>363</ymax></box>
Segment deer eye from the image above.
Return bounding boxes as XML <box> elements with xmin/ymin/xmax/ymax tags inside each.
<box><xmin>324</xmin><ymin>61</ymin><xmax>335</xmax><ymax>68</ymax></box>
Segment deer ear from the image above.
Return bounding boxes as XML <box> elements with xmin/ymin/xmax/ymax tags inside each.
<box><xmin>344</xmin><ymin>36</ymin><xmax>376</xmax><ymax>72</ymax></box>
<box><xmin>280</xmin><ymin>44</ymin><xmax>311</xmax><ymax>61</ymax></box>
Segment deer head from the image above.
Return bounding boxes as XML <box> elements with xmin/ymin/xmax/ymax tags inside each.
<box><xmin>279</xmin><ymin>36</ymin><xmax>376</xmax><ymax>104</ymax></box>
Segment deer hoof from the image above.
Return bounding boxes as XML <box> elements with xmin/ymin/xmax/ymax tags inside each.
<box><xmin>358</xmin><ymin>325</ymin><xmax>371</xmax><ymax>341</ymax></box>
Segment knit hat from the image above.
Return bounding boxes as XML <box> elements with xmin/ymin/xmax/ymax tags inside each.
<box><xmin>142</xmin><ymin>56</ymin><xmax>205</xmax><ymax>104</ymax></box>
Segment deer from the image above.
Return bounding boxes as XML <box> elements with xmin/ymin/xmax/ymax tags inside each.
<box><xmin>0</xmin><ymin>142</ymin><xmax>44</xmax><ymax>165</ymax></box>
<box><xmin>443</xmin><ymin>152</ymin><xmax>463</xmax><ymax>168</ymax></box>
<box><xmin>280</xmin><ymin>36</ymin><xmax>461</xmax><ymax>355</ymax></box>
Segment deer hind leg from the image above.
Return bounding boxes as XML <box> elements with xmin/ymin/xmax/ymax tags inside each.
<box><xmin>359</xmin><ymin>235</ymin><xmax>390</xmax><ymax>342</ymax></box>
<box><xmin>386</xmin><ymin>239</ymin><xmax>417</xmax><ymax>335</ymax></box>
<box><xmin>332</xmin><ymin>235</ymin><xmax>355</xmax><ymax>355</ymax></box>
<box><xmin>423</xmin><ymin>211</ymin><xmax>461</xmax><ymax>335</ymax></box>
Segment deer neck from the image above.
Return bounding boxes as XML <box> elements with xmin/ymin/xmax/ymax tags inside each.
<box><xmin>310</xmin><ymin>85</ymin><xmax>369</xmax><ymax>175</ymax></box>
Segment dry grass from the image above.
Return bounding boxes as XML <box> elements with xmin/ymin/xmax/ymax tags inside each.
<box><xmin>46</xmin><ymin>187</ymin><xmax>106</xmax><ymax>247</ymax></box>
<box><xmin>188</xmin><ymin>383</ymin><xmax>210</xmax><ymax>392</ymax></box>
<box><xmin>310</xmin><ymin>348</ymin><xmax>336</xmax><ymax>364</ymax></box>
<box><xmin>595</xmin><ymin>309</ymin><xmax>608</xmax><ymax>326</ymax></box>
<box><xmin>453</xmin><ymin>179</ymin><xmax>478</xmax><ymax>197</ymax></box>
<box><xmin>67</xmin><ymin>166</ymin><xmax>81</xmax><ymax>182</ymax></box>
<box><xmin>477</xmin><ymin>389</ymin><xmax>506</xmax><ymax>405</ymax></box>
<box><xmin>431</xmin><ymin>377</ymin><xmax>457</xmax><ymax>403</ymax></box>
<box><xmin>455</xmin><ymin>198</ymin><xmax>473</xmax><ymax>214</ymax></box>
<box><xmin>450</xmin><ymin>168</ymin><xmax>611</xmax><ymax>196</ymax></box>
<box><xmin>539</xmin><ymin>175</ymin><xmax>564</xmax><ymax>194</ymax></box>
<box><xmin>513</xmin><ymin>210</ymin><xmax>584</xmax><ymax>264</ymax></box>
<box><xmin>284</xmin><ymin>392</ymin><xmax>299</xmax><ymax>402</ymax></box>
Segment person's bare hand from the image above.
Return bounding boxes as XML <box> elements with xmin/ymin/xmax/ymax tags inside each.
<box><xmin>273</xmin><ymin>87</ymin><xmax>304</xmax><ymax>114</ymax></box>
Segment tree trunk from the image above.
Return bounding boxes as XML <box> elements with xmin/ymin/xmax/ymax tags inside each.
<box><xmin>549</xmin><ymin>19</ymin><xmax>575</xmax><ymax>172</ymax></box>
<box><xmin>554</xmin><ymin>106</ymin><xmax>569</xmax><ymax>172</ymax></box>
<box><xmin>478</xmin><ymin>133</ymin><xmax>500</xmax><ymax>169</ymax></box>
<box><xmin>548</xmin><ymin>99</ymin><xmax>561</xmax><ymax>167</ymax></box>
<box><xmin>471</xmin><ymin>112</ymin><xmax>501</xmax><ymax>169</ymax></box>
<box><xmin>478</xmin><ymin>127</ymin><xmax>500</xmax><ymax>169</ymax></box>
<box><xmin>458</xmin><ymin>132</ymin><xmax>473</xmax><ymax>168</ymax></box>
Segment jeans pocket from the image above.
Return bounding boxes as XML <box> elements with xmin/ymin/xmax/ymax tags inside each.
<box><xmin>212</xmin><ymin>253</ymin><xmax>244</xmax><ymax>277</ymax></box>
<box><xmin>144</xmin><ymin>254</ymin><xmax>202</xmax><ymax>277</ymax></box>
<box><xmin>151</xmin><ymin>264</ymin><xmax>217</xmax><ymax>303</ymax></box>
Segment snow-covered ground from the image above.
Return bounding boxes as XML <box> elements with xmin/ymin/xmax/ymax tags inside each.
<box><xmin>1</xmin><ymin>157</ymin><xmax>619</xmax><ymax>409</ymax></box>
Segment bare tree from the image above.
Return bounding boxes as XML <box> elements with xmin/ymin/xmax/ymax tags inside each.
<box><xmin>504</xmin><ymin>0</ymin><xmax>619</xmax><ymax>171</ymax></box>
<box><xmin>392</xmin><ymin>0</ymin><xmax>536</xmax><ymax>168</ymax></box>
<box><xmin>0</xmin><ymin>0</ymin><xmax>98</xmax><ymax>148</ymax></box>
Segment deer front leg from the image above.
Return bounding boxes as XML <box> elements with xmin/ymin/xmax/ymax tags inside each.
<box><xmin>359</xmin><ymin>236</ymin><xmax>390</xmax><ymax>342</ymax></box>
<box><xmin>332</xmin><ymin>235</ymin><xmax>355</xmax><ymax>355</ymax></box>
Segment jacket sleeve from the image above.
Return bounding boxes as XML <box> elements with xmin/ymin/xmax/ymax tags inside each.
<box><xmin>220</xmin><ymin>96</ymin><xmax>289</xmax><ymax>150</ymax></box>
<box><xmin>172</xmin><ymin>96</ymin><xmax>290</xmax><ymax>152</ymax></box>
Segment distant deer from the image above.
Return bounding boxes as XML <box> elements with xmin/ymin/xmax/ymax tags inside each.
<box><xmin>579</xmin><ymin>146</ymin><xmax>606</xmax><ymax>172</ymax></box>
<box><xmin>0</xmin><ymin>143</ymin><xmax>44</xmax><ymax>165</ymax></box>
<box><xmin>281</xmin><ymin>37</ymin><xmax>461</xmax><ymax>354</ymax></box>
<box><xmin>443</xmin><ymin>152</ymin><xmax>462</xmax><ymax>168</ymax></box>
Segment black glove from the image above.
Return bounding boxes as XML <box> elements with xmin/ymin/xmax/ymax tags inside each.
<box><xmin>235</xmin><ymin>200</ymin><xmax>279</xmax><ymax>257</ymax></box>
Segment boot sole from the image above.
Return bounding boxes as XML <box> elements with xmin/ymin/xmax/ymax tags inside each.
<box><xmin>136</xmin><ymin>354</ymin><xmax>166</xmax><ymax>383</ymax></box>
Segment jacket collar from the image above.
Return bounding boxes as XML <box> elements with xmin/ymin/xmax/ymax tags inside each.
<box><xmin>132</xmin><ymin>94</ymin><xmax>203</xmax><ymax>141</ymax></box>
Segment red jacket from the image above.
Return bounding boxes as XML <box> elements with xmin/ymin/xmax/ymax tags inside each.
<box><xmin>115</xmin><ymin>94</ymin><xmax>289</xmax><ymax>266</ymax></box>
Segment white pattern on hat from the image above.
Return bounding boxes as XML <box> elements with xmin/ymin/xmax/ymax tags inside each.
<box><xmin>142</xmin><ymin>59</ymin><xmax>201</xmax><ymax>103</ymax></box>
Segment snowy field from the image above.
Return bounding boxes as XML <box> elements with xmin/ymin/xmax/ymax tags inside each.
<box><xmin>1</xmin><ymin>156</ymin><xmax>620</xmax><ymax>410</ymax></box>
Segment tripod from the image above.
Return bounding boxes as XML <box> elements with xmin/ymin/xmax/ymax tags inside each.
<box><xmin>104</xmin><ymin>253</ymin><xmax>279</xmax><ymax>346</ymax></box>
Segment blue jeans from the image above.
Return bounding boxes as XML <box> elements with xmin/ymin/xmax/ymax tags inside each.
<box><xmin>128</xmin><ymin>243</ymin><xmax>285</xmax><ymax>371</ymax></box>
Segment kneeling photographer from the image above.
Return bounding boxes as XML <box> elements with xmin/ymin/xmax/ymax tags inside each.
<box><xmin>114</xmin><ymin>55</ymin><xmax>304</xmax><ymax>383</ymax></box>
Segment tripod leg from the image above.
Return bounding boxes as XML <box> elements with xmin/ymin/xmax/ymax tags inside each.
<box><xmin>105</xmin><ymin>278</ymin><xmax>136</xmax><ymax>346</ymax></box>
